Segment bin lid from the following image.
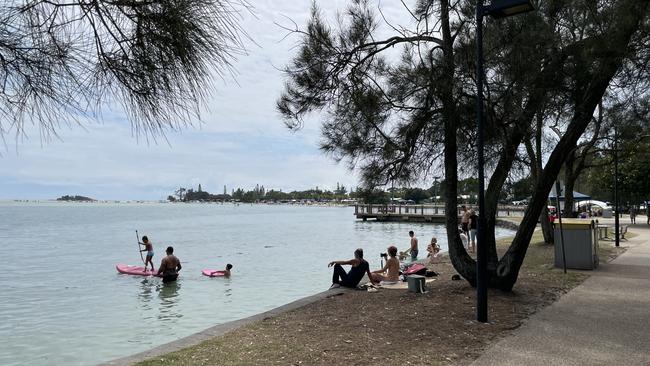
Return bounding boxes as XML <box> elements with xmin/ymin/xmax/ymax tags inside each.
<box><xmin>406</xmin><ymin>274</ymin><xmax>426</xmax><ymax>279</ymax></box>
<box><xmin>555</xmin><ymin>219</ymin><xmax>594</xmax><ymax>229</ymax></box>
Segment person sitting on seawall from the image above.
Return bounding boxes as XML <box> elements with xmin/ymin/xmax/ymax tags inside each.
<box><xmin>427</xmin><ymin>237</ymin><xmax>441</xmax><ymax>264</ymax></box>
<box><xmin>329</xmin><ymin>248</ymin><xmax>377</xmax><ymax>289</ymax></box>
<box><xmin>370</xmin><ymin>246</ymin><xmax>401</xmax><ymax>285</ymax></box>
<box><xmin>157</xmin><ymin>246</ymin><xmax>182</xmax><ymax>283</ymax></box>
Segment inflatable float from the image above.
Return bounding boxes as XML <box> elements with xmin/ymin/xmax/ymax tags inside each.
<box><xmin>403</xmin><ymin>263</ymin><xmax>426</xmax><ymax>275</ymax></box>
<box><xmin>202</xmin><ymin>269</ymin><xmax>228</xmax><ymax>277</ymax></box>
<box><xmin>116</xmin><ymin>264</ymin><xmax>160</xmax><ymax>277</ymax></box>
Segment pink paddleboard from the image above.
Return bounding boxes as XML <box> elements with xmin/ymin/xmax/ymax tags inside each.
<box><xmin>116</xmin><ymin>264</ymin><xmax>160</xmax><ymax>277</ymax></box>
<box><xmin>202</xmin><ymin>269</ymin><xmax>227</xmax><ymax>277</ymax></box>
<box><xmin>404</xmin><ymin>263</ymin><xmax>426</xmax><ymax>275</ymax></box>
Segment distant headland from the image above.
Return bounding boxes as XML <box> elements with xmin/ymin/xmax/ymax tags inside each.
<box><xmin>56</xmin><ymin>195</ymin><xmax>95</xmax><ymax>202</ymax></box>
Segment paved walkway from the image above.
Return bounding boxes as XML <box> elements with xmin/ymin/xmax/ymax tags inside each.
<box><xmin>472</xmin><ymin>222</ymin><xmax>650</xmax><ymax>366</ymax></box>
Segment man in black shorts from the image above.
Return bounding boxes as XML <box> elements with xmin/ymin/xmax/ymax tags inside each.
<box><xmin>157</xmin><ymin>246</ymin><xmax>182</xmax><ymax>283</ymax></box>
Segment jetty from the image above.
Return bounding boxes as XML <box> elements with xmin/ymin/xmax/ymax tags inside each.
<box><xmin>354</xmin><ymin>203</ymin><xmax>525</xmax><ymax>223</ymax></box>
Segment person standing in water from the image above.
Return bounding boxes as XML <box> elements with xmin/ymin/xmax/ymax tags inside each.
<box><xmin>461</xmin><ymin>205</ymin><xmax>471</xmax><ymax>239</ymax></box>
<box><xmin>139</xmin><ymin>235</ymin><xmax>155</xmax><ymax>272</ymax></box>
<box><xmin>468</xmin><ymin>209</ymin><xmax>478</xmax><ymax>253</ymax></box>
<box><xmin>404</xmin><ymin>230</ymin><xmax>419</xmax><ymax>261</ymax></box>
<box><xmin>157</xmin><ymin>246</ymin><xmax>182</xmax><ymax>283</ymax></box>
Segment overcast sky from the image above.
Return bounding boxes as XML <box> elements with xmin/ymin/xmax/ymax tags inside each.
<box><xmin>0</xmin><ymin>1</ymin><xmax>410</xmax><ymax>200</ymax></box>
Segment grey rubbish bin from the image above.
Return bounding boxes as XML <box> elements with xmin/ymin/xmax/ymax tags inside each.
<box><xmin>554</xmin><ymin>219</ymin><xmax>599</xmax><ymax>270</ymax></box>
<box><xmin>407</xmin><ymin>275</ymin><xmax>427</xmax><ymax>293</ymax></box>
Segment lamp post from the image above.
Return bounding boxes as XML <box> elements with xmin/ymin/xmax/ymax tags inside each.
<box><xmin>475</xmin><ymin>0</ymin><xmax>534</xmax><ymax>323</ymax></box>
<box><xmin>433</xmin><ymin>176</ymin><xmax>440</xmax><ymax>204</ymax></box>
<box><xmin>614</xmin><ymin>125</ymin><xmax>620</xmax><ymax>247</ymax></box>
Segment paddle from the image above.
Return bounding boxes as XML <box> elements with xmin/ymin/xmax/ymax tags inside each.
<box><xmin>136</xmin><ymin>230</ymin><xmax>145</xmax><ymax>266</ymax></box>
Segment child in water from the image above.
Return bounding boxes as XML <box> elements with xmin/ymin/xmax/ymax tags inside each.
<box><xmin>139</xmin><ymin>236</ymin><xmax>155</xmax><ymax>272</ymax></box>
<box><xmin>223</xmin><ymin>263</ymin><xmax>233</xmax><ymax>277</ymax></box>
<box><xmin>212</xmin><ymin>263</ymin><xmax>233</xmax><ymax>277</ymax></box>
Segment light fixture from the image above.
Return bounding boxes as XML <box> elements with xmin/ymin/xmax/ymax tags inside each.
<box><xmin>486</xmin><ymin>0</ymin><xmax>535</xmax><ymax>18</ymax></box>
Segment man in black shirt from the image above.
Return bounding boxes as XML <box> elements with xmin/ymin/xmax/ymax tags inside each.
<box><xmin>328</xmin><ymin>248</ymin><xmax>377</xmax><ymax>288</ymax></box>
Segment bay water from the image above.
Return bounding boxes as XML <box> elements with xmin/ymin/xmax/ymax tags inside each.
<box><xmin>0</xmin><ymin>202</ymin><xmax>515</xmax><ymax>365</ymax></box>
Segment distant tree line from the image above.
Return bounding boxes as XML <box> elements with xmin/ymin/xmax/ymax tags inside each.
<box><xmin>167</xmin><ymin>179</ymin><xmax>489</xmax><ymax>204</ymax></box>
<box><xmin>57</xmin><ymin>195</ymin><xmax>94</xmax><ymax>202</ymax></box>
<box><xmin>168</xmin><ymin>183</ymin><xmax>352</xmax><ymax>203</ymax></box>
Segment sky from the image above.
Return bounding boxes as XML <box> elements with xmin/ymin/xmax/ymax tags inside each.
<box><xmin>0</xmin><ymin>1</ymin><xmax>411</xmax><ymax>200</ymax></box>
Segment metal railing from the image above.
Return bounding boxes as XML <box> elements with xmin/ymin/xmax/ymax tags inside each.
<box><xmin>354</xmin><ymin>203</ymin><xmax>525</xmax><ymax>217</ymax></box>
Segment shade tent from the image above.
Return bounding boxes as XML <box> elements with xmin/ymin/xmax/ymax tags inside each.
<box><xmin>548</xmin><ymin>191</ymin><xmax>592</xmax><ymax>211</ymax></box>
<box><xmin>576</xmin><ymin>200</ymin><xmax>611</xmax><ymax>209</ymax></box>
<box><xmin>548</xmin><ymin>191</ymin><xmax>591</xmax><ymax>201</ymax></box>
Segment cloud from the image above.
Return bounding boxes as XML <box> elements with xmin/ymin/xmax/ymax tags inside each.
<box><xmin>0</xmin><ymin>1</ymin><xmax>414</xmax><ymax>200</ymax></box>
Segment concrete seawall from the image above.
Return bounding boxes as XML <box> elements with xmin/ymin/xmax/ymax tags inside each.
<box><xmin>100</xmin><ymin>288</ymin><xmax>347</xmax><ymax>366</ymax></box>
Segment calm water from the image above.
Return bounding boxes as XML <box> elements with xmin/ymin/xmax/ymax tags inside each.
<box><xmin>0</xmin><ymin>202</ymin><xmax>514</xmax><ymax>365</ymax></box>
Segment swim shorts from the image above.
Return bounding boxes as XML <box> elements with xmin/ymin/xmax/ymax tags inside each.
<box><xmin>162</xmin><ymin>271</ymin><xmax>178</xmax><ymax>283</ymax></box>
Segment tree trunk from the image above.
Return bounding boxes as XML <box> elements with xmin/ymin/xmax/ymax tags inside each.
<box><xmin>525</xmin><ymin>115</ymin><xmax>555</xmax><ymax>244</ymax></box>
<box><xmin>564</xmin><ymin>172</ymin><xmax>577</xmax><ymax>217</ymax></box>
<box><xmin>539</xmin><ymin>207</ymin><xmax>554</xmax><ymax>244</ymax></box>
<box><xmin>494</xmin><ymin>0</ymin><xmax>647</xmax><ymax>291</ymax></box>
<box><xmin>466</xmin><ymin>48</ymin><xmax>564</xmax><ymax>287</ymax></box>
<box><xmin>535</xmin><ymin>112</ymin><xmax>554</xmax><ymax>244</ymax></box>
<box><xmin>440</xmin><ymin>0</ymin><xmax>476</xmax><ymax>285</ymax></box>
<box><xmin>563</xmin><ymin>150</ymin><xmax>577</xmax><ymax>217</ymax></box>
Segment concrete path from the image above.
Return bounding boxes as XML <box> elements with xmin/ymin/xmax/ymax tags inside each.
<box><xmin>472</xmin><ymin>223</ymin><xmax>650</xmax><ymax>366</ymax></box>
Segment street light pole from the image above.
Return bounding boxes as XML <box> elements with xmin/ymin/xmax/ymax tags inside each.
<box><xmin>475</xmin><ymin>0</ymin><xmax>488</xmax><ymax>323</ymax></box>
<box><xmin>614</xmin><ymin>125</ymin><xmax>620</xmax><ymax>247</ymax></box>
<box><xmin>474</xmin><ymin>0</ymin><xmax>534</xmax><ymax>324</ymax></box>
<box><xmin>433</xmin><ymin>176</ymin><xmax>440</xmax><ymax>205</ymax></box>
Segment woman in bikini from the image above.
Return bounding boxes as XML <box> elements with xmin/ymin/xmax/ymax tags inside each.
<box><xmin>370</xmin><ymin>245</ymin><xmax>401</xmax><ymax>284</ymax></box>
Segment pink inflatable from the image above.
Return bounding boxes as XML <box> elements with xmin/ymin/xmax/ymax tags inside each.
<box><xmin>116</xmin><ymin>264</ymin><xmax>160</xmax><ymax>277</ymax></box>
<box><xmin>202</xmin><ymin>269</ymin><xmax>227</xmax><ymax>277</ymax></box>
<box><xmin>403</xmin><ymin>263</ymin><xmax>426</xmax><ymax>275</ymax></box>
